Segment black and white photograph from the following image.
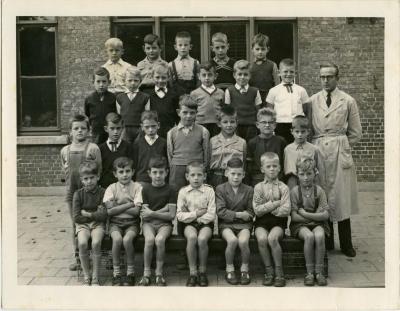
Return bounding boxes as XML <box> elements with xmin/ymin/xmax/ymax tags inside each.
<box><xmin>2</xmin><ymin>0</ymin><xmax>399</xmax><ymax>310</ymax></box>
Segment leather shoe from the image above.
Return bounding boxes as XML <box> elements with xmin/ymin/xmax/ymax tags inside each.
<box><xmin>225</xmin><ymin>271</ymin><xmax>238</xmax><ymax>285</ymax></box>
<box><xmin>341</xmin><ymin>247</ymin><xmax>356</xmax><ymax>257</ymax></box>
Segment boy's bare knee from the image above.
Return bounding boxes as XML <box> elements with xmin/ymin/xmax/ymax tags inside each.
<box><xmin>78</xmin><ymin>241</ymin><xmax>88</xmax><ymax>250</ymax></box>
<box><xmin>155</xmin><ymin>235</ymin><xmax>166</xmax><ymax>247</ymax></box>
<box><xmin>314</xmin><ymin>233</ymin><xmax>325</xmax><ymax>245</ymax></box>
<box><xmin>304</xmin><ymin>232</ymin><xmax>315</xmax><ymax>244</ymax></box>
<box><xmin>238</xmin><ymin>237</ymin><xmax>249</xmax><ymax>248</ymax></box>
<box><xmin>226</xmin><ymin>236</ymin><xmax>238</xmax><ymax>248</ymax></box>
<box><xmin>267</xmin><ymin>234</ymin><xmax>280</xmax><ymax>247</ymax></box>
<box><xmin>256</xmin><ymin>235</ymin><xmax>269</xmax><ymax>248</ymax></box>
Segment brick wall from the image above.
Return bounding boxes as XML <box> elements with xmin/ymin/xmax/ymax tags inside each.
<box><xmin>17</xmin><ymin>145</ymin><xmax>64</xmax><ymax>187</ymax></box>
<box><xmin>58</xmin><ymin>16</ymin><xmax>111</xmax><ymax>132</ymax></box>
<box><xmin>297</xmin><ymin>17</ymin><xmax>384</xmax><ymax>181</ymax></box>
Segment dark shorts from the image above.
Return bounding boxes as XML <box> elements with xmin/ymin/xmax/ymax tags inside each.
<box><xmin>178</xmin><ymin>221</ymin><xmax>214</xmax><ymax>236</ymax></box>
<box><xmin>290</xmin><ymin>222</ymin><xmax>331</xmax><ymax>238</ymax></box>
<box><xmin>109</xmin><ymin>218</ymin><xmax>140</xmax><ymax>236</ymax></box>
<box><xmin>255</xmin><ymin>216</ymin><xmax>287</xmax><ymax>232</ymax></box>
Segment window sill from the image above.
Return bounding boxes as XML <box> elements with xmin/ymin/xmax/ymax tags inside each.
<box><xmin>17</xmin><ymin>135</ymin><xmax>68</xmax><ymax>145</ymax></box>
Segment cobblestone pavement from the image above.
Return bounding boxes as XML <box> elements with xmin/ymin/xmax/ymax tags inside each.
<box><xmin>17</xmin><ymin>186</ymin><xmax>384</xmax><ymax>287</ymax></box>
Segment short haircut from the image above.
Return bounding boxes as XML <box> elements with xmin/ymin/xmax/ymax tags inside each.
<box><xmin>251</xmin><ymin>33</ymin><xmax>270</xmax><ymax>48</ymax></box>
<box><xmin>260</xmin><ymin>152</ymin><xmax>280</xmax><ymax>166</ymax></box>
<box><xmin>143</xmin><ymin>33</ymin><xmax>163</xmax><ymax>47</ymax></box>
<box><xmin>320</xmin><ymin>61</ymin><xmax>339</xmax><ymax>76</ymax></box>
<box><xmin>178</xmin><ymin>94</ymin><xmax>198</xmax><ymax>111</ymax></box>
<box><xmin>93</xmin><ymin>67</ymin><xmax>110</xmax><ymax>81</ymax></box>
<box><xmin>186</xmin><ymin>161</ymin><xmax>204</xmax><ymax>174</ymax></box>
<box><xmin>279</xmin><ymin>58</ymin><xmax>294</xmax><ymax>68</ymax></box>
<box><xmin>296</xmin><ymin>156</ymin><xmax>317</xmax><ymax>173</ymax></box>
<box><xmin>226</xmin><ymin>157</ymin><xmax>244</xmax><ymax>169</ymax></box>
<box><xmin>217</xmin><ymin>104</ymin><xmax>237</xmax><ymax>121</ymax></box>
<box><xmin>105</xmin><ymin>112</ymin><xmax>123</xmax><ymax>126</ymax></box>
<box><xmin>141</xmin><ymin>110</ymin><xmax>159</xmax><ymax>123</ymax></box>
<box><xmin>233</xmin><ymin>60</ymin><xmax>250</xmax><ymax>73</ymax></box>
<box><xmin>211</xmin><ymin>32</ymin><xmax>228</xmax><ymax>44</ymax></box>
<box><xmin>69</xmin><ymin>114</ymin><xmax>89</xmax><ymax>130</ymax></box>
<box><xmin>257</xmin><ymin>107</ymin><xmax>276</xmax><ymax>122</ymax></box>
<box><xmin>151</xmin><ymin>62</ymin><xmax>169</xmax><ymax>77</ymax></box>
<box><xmin>175</xmin><ymin>31</ymin><xmax>191</xmax><ymax>42</ymax></box>
<box><xmin>105</xmin><ymin>37</ymin><xmax>123</xmax><ymax>49</ymax></box>
<box><xmin>148</xmin><ymin>156</ymin><xmax>168</xmax><ymax>170</ymax></box>
<box><xmin>292</xmin><ymin>115</ymin><xmax>310</xmax><ymax>130</ymax></box>
<box><xmin>125</xmin><ymin>66</ymin><xmax>141</xmax><ymax>80</ymax></box>
<box><xmin>199</xmin><ymin>61</ymin><xmax>216</xmax><ymax>73</ymax></box>
<box><xmin>79</xmin><ymin>160</ymin><xmax>98</xmax><ymax>176</ymax></box>
<box><xmin>113</xmin><ymin>156</ymin><xmax>133</xmax><ymax>172</ymax></box>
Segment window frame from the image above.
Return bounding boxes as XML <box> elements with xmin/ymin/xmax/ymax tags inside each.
<box><xmin>111</xmin><ymin>17</ymin><xmax>297</xmax><ymax>66</ymax></box>
<box><xmin>17</xmin><ymin>17</ymin><xmax>60</xmax><ymax>135</ymax></box>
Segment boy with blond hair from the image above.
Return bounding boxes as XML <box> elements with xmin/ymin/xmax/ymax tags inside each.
<box><xmin>116</xmin><ymin>67</ymin><xmax>150</xmax><ymax>143</ymax></box>
<box><xmin>169</xmin><ymin>31</ymin><xmax>200</xmax><ymax>94</ymax></box>
<box><xmin>225</xmin><ymin>59</ymin><xmax>263</xmax><ymax>142</ymax></box>
<box><xmin>253</xmin><ymin>152</ymin><xmax>290</xmax><ymax>287</ymax></box>
<box><xmin>102</xmin><ymin>37</ymin><xmax>133</xmax><ymax>94</ymax></box>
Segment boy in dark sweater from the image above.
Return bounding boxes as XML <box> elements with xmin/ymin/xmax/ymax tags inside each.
<box><xmin>247</xmin><ymin>108</ymin><xmax>287</xmax><ymax>186</ymax></box>
<box><xmin>216</xmin><ymin>158</ymin><xmax>254</xmax><ymax>285</ymax></box>
<box><xmin>84</xmin><ymin>67</ymin><xmax>116</xmax><ymax>144</ymax></box>
<box><xmin>210</xmin><ymin>32</ymin><xmax>236</xmax><ymax>90</ymax></box>
<box><xmin>138</xmin><ymin>156</ymin><xmax>177</xmax><ymax>286</ymax></box>
<box><xmin>133</xmin><ymin>111</ymin><xmax>168</xmax><ymax>184</ymax></box>
<box><xmin>225</xmin><ymin>60</ymin><xmax>263</xmax><ymax>142</ymax></box>
<box><xmin>73</xmin><ymin>161</ymin><xmax>107</xmax><ymax>286</ymax></box>
<box><xmin>249</xmin><ymin>33</ymin><xmax>280</xmax><ymax>104</ymax></box>
<box><xmin>167</xmin><ymin>94</ymin><xmax>210</xmax><ymax>191</ymax></box>
<box><xmin>98</xmin><ymin>112</ymin><xmax>133</xmax><ymax>188</ymax></box>
<box><xmin>147</xmin><ymin>63</ymin><xmax>180</xmax><ymax>138</ymax></box>
<box><xmin>116</xmin><ymin>67</ymin><xmax>150</xmax><ymax>143</ymax></box>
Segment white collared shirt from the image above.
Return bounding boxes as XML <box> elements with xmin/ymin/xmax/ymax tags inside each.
<box><xmin>144</xmin><ymin>134</ymin><xmax>159</xmax><ymax>146</ymax></box>
<box><xmin>201</xmin><ymin>84</ymin><xmax>216</xmax><ymax>94</ymax></box>
<box><xmin>155</xmin><ymin>86</ymin><xmax>168</xmax><ymax>98</ymax></box>
<box><xmin>266</xmin><ymin>82</ymin><xmax>310</xmax><ymax>123</ymax></box>
<box><xmin>102</xmin><ymin>58</ymin><xmax>133</xmax><ymax>93</ymax></box>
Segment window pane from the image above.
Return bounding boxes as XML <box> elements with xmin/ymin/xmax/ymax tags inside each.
<box><xmin>209</xmin><ymin>23</ymin><xmax>247</xmax><ymax>60</ymax></box>
<box><xmin>256</xmin><ymin>22</ymin><xmax>294</xmax><ymax>65</ymax></box>
<box><xmin>114</xmin><ymin>24</ymin><xmax>153</xmax><ymax>65</ymax></box>
<box><xmin>17</xmin><ymin>16</ymin><xmax>56</xmax><ymax>22</ymax></box>
<box><xmin>163</xmin><ymin>23</ymin><xmax>201</xmax><ymax>62</ymax></box>
<box><xmin>20</xmin><ymin>78</ymin><xmax>57</xmax><ymax>127</ymax></box>
<box><xmin>19</xmin><ymin>26</ymin><xmax>56</xmax><ymax>76</ymax></box>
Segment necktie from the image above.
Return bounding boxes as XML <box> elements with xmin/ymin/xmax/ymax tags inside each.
<box><xmin>326</xmin><ymin>91</ymin><xmax>332</xmax><ymax>108</ymax></box>
<box><xmin>240</xmin><ymin>88</ymin><xmax>246</xmax><ymax>94</ymax></box>
<box><xmin>283</xmin><ymin>83</ymin><xmax>293</xmax><ymax>93</ymax></box>
<box><xmin>110</xmin><ymin>141</ymin><xmax>117</xmax><ymax>152</ymax></box>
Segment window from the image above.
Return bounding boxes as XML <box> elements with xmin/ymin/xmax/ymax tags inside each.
<box><xmin>17</xmin><ymin>17</ymin><xmax>59</xmax><ymax>132</ymax></box>
<box><xmin>111</xmin><ymin>17</ymin><xmax>296</xmax><ymax>66</ymax></box>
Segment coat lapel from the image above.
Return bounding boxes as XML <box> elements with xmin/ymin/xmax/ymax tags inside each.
<box><xmin>226</xmin><ymin>183</ymin><xmax>245</xmax><ymax>209</ymax></box>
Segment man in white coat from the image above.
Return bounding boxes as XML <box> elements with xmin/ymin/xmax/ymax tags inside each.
<box><xmin>307</xmin><ymin>62</ymin><xmax>362</xmax><ymax>257</ymax></box>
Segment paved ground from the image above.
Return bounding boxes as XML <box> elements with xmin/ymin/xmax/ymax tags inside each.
<box><xmin>17</xmin><ymin>184</ymin><xmax>384</xmax><ymax>287</ymax></box>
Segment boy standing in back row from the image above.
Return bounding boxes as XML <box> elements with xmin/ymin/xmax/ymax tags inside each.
<box><xmin>169</xmin><ymin>31</ymin><xmax>200</xmax><ymax>95</ymax></box>
<box><xmin>249</xmin><ymin>33</ymin><xmax>280</xmax><ymax>104</ymax></box>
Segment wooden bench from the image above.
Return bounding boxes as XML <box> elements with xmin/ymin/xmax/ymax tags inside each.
<box><xmin>77</xmin><ymin>234</ymin><xmax>328</xmax><ymax>278</ymax></box>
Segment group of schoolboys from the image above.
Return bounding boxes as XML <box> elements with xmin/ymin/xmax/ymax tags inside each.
<box><xmin>62</xmin><ymin>30</ymin><xmax>331</xmax><ymax>288</ymax></box>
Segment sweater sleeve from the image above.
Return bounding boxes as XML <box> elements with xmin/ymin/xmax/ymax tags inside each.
<box><xmin>202</xmin><ymin>127</ymin><xmax>211</xmax><ymax>169</ymax></box>
<box><xmin>271</xmin><ymin>183</ymin><xmax>291</xmax><ymax>217</ymax></box>
<box><xmin>216</xmin><ymin>186</ymin><xmax>236</xmax><ymax>223</ymax></box>
<box><xmin>73</xmin><ymin>190</ymin><xmax>91</xmax><ymax>224</ymax></box>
